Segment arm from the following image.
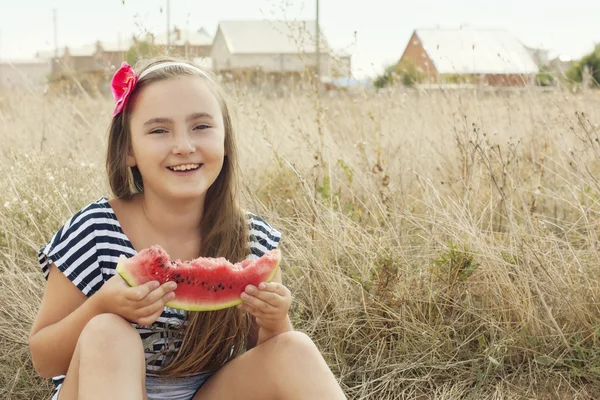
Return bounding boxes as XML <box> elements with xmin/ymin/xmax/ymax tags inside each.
<box><xmin>28</xmin><ymin>264</ymin><xmax>105</xmax><ymax>378</ymax></box>
<box><xmin>29</xmin><ymin>264</ymin><xmax>176</xmax><ymax>378</ymax></box>
<box><xmin>257</xmin><ymin>268</ymin><xmax>293</xmax><ymax>345</ymax></box>
<box><xmin>239</xmin><ymin>267</ymin><xmax>294</xmax><ymax>347</ymax></box>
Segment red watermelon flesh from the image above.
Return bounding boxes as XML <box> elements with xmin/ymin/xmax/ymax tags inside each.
<box><xmin>115</xmin><ymin>245</ymin><xmax>281</xmax><ymax>311</ymax></box>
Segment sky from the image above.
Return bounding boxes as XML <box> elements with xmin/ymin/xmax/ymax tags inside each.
<box><xmin>0</xmin><ymin>0</ymin><xmax>598</xmax><ymax>78</ymax></box>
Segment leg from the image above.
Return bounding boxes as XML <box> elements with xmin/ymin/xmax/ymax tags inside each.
<box><xmin>194</xmin><ymin>331</ymin><xmax>346</xmax><ymax>400</ymax></box>
<box><xmin>57</xmin><ymin>313</ymin><xmax>147</xmax><ymax>400</ymax></box>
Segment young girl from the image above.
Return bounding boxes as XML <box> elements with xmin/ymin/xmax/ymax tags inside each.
<box><xmin>29</xmin><ymin>57</ymin><xmax>347</xmax><ymax>400</ymax></box>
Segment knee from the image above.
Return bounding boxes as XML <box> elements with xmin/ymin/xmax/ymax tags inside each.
<box><xmin>275</xmin><ymin>331</ymin><xmax>320</xmax><ymax>359</ymax></box>
<box><xmin>80</xmin><ymin>313</ymin><xmax>140</xmax><ymax>348</ymax></box>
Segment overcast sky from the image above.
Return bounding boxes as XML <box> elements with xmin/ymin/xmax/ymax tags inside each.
<box><xmin>0</xmin><ymin>0</ymin><xmax>598</xmax><ymax>78</ymax></box>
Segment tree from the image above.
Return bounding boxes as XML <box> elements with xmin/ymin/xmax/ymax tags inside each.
<box><xmin>373</xmin><ymin>64</ymin><xmax>397</xmax><ymax>89</ymax></box>
<box><xmin>566</xmin><ymin>44</ymin><xmax>600</xmax><ymax>87</ymax></box>
<box><xmin>125</xmin><ymin>40</ymin><xmax>162</xmax><ymax>66</ymax></box>
<box><xmin>374</xmin><ymin>59</ymin><xmax>424</xmax><ymax>89</ymax></box>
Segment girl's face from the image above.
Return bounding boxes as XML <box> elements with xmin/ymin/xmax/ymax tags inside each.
<box><xmin>128</xmin><ymin>76</ymin><xmax>226</xmax><ymax>202</ymax></box>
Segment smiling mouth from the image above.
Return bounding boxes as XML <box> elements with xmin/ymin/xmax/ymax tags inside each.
<box><xmin>167</xmin><ymin>163</ymin><xmax>203</xmax><ymax>172</ymax></box>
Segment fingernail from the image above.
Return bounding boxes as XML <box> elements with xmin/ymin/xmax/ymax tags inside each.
<box><xmin>241</xmin><ymin>293</ymin><xmax>249</xmax><ymax>300</ymax></box>
<box><xmin>246</xmin><ymin>286</ymin><xmax>255</xmax><ymax>293</ymax></box>
<box><xmin>259</xmin><ymin>283</ymin><xmax>266</xmax><ymax>290</ymax></box>
<box><xmin>168</xmin><ymin>293</ymin><xmax>176</xmax><ymax>300</ymax></box>
<box><xmin>152</xmin><ymin>281</ymin><xmax>160</xmax><ymax>289</ymax></box>
<box><xmin>170</xmin><ymin>282</ymin><xmax>178</xmax><ymax>290</ymax></box>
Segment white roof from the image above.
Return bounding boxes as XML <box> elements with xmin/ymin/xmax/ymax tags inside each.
<box><xmin>415</xmin><ymin>28</ymin><xmax>539</xmax><ymax>74</ymax></box>
<box><xmin>155</xmin><ymin>28</ymin><xmax>212</xmax><ymax>47</ymax></box>
<box><xmin>218</xmin><ymin>20</ymin><xmax>328</xmax><ymax>54</ymax></box>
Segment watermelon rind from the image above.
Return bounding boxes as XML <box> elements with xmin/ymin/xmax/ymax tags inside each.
<box><xmin>115</xmin><ymin>251</ymin><xmax>282</xmax><ymax>312</ymax></box>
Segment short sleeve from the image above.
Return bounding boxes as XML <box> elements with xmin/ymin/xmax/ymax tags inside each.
<box><xmin>247</xmin><ymin>213</ymin><xmax>282</xmax><ymax>260</ymax></box>
<box><xmin>38</xmin><ymin>204</ymin><xmax>104</xmax><ymax>296</ymax></box>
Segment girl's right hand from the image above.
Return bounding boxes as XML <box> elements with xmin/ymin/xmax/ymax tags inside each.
<box><xmin>94</xmin><ymin>274</ymin><xmax>177</xmax><ymax>326</ymax></box>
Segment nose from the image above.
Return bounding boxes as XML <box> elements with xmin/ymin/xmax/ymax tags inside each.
<box><xmin>171</xmin><ymin>129</ymin><xmax>196</xmax><ymax>155</ymax></box>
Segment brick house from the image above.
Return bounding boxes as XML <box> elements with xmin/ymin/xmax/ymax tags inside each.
<box><xmin>397</xmin><ymin>28</ymin><xmax>539</xmax><ymax>86</ymax></box>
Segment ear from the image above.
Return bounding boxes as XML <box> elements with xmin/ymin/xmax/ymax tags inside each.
<box><xmin>126</xmin><ymin>152</ymin><xmax>137</xmax><ymax>167</ymax></box>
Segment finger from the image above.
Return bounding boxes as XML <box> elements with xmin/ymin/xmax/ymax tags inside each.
<box><xmin>245</xmin><ymin>286</ymin><xmax>282</xmax><ymax>308</ymax></box>
<box><xmin>140</xmin><ymin>281</ymin><xmax>177</xmax><ymax>306</ymax></box>
<box><xmin>237</xmin><ymin>302</ymin><xmax>265</xmax><ymax>318</ymax></box>
<box><xmin>125</xmin><ymin>280</ymin><xmax>160</xmax><ymax>301</ymax></box>
<box><xmin>241</xmin><ymin>292</ymin><xmax>277</xmax><ymax>312</ymax></box>
<box><xmin>256</xmin><ymin>282</ymin><xmax>289</xmax><ymax>296</ymax></box>
<box><xmin>258</xmin><ymin>282</ymin><xmax>285</xmax><ymax>296</ymax></box>
<box><xmin>136</xmin><ymin>292</ymin><xmax>175</xmax><ymax>318</ymax></box>
<box><xmin>137</xmin><ymin>307</ymin><xmax>164</xmax><ymax>326</ymax></box>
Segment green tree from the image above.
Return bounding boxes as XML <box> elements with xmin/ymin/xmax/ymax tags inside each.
<box><xmin>373</xmin><ymin>64</ymin><xmax>397</xmax><ymax>89</ymax></box>
<box><xmin>125</xmin><ymin>40</ymin><xmax>162</xmax><ymax>66</ymax></box>
<box><xmin>566</xmin><ymin>44</ymin><xmax>600</xmax><ymax>87</ymax></box>
<box><xmin>396</xmin><ymin>59</ymin><xmax>425</xmax><ymax>87</ymax></box>
<box><xmin>374</xmin><ymin>59</ymin><xmax>425</xmax><ymax>89</ymax></box>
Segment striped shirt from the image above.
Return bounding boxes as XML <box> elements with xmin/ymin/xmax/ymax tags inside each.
<box><xmin>38</xmin><ymin>197</ymin><xmax>281</xmax><ymax>393</ymax></box>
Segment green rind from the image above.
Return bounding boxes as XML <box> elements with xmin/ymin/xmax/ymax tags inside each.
<box><xmin>116</xmin><ymin>255</ymin><xmax>139</xmax><ymax>287</ymax></box>
<box><xmin>115</xmin><ymin>252</ymin><xmax>282</xmax><ymax>312</ymax></box>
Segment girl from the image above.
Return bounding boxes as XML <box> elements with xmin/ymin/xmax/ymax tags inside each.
<box><xmin>28</xmin><ymin>57</ymin><xmax>347</xmax><ymax>400</ymax></box>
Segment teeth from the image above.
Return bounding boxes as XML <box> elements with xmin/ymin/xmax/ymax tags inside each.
<box><xmin>170</xmin><ymin>164</ymin><xmax>200</xmax><ymax>171</ymax></box>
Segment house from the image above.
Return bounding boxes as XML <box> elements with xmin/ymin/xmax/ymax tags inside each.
<box><xmin>37</xmin><ymin>27</ymin><xmax>211</xmax><ymax>78</ymax></box>
<box><xmin>397</xmin><ymin>28</ymin><xmax>539</xmax><ymax>86</ymax></box>
<box><xmin>0</xmin><ymin>59</ymin><xmax>51</xmax><ymax>88</ymax></box>
<box><xmin>154</xmin><ymin>26</ymin><xmax>212</xmax><ymax>59</ymax></box>
<box><xmin>36</xmin><ymin>39</ymin><xmax>132</xmax><ymax>77</ymax></box>
<box><xmin>210</xmin><ymin>20</ymin><xmax>351</xmax><ymax>79</ymax></box>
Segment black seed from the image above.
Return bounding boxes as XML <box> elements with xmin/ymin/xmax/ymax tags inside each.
<box><xmin>172</xmin><ymin>273</ymin><xmax>180</xmax><ymax>280</ymax></box>
<box><xmin>229</xmin><ymin>285</ymin><xmax>232</xmax><ymax>289</ymax></box>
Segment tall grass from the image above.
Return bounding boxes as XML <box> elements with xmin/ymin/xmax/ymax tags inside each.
<box><xmin>1</xmin><ymin>84</ymin><xmax>599</xmax><ymax>399</ymax></box>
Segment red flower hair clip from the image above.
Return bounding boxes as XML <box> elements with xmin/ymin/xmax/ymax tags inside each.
<box><xmin>111</xmin><ymin>62</ymin><xmax>138</xmax><ymax>117</ymax></box>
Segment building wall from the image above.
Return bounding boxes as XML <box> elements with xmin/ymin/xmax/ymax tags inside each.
<box><xmin>0</xmin><ymin>61</ymin><xmax>51</xmax><ymax>87</ymax></box>
<box><xmin>210</xmin><ymin>28</ymin><xmax>232</xmax><ymax>71</ymax></box>
<box><xmin>483</xmin><ymin>74</ymin><xmax>534</xmax><ymax>87</ymax></box>
<box><xmin>228</xmin><ymin>53</ymin><xmax>331</xmax><ymax>75</ymax></box>
<box><xmin>399</xmin><ymin>32</ymin><xmax>437</xmax><ymax>76</ymax></box>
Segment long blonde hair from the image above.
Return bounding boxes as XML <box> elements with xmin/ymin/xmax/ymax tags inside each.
<box><xmin>105</xmin><ymin>56</ymin><xmax>256</xmax><ymax>375</ymax></box>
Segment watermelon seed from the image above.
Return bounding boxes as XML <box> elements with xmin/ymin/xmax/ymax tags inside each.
<box><xmin>229</xmin><ymin>285</ymin><xmax>232</xmax><ymax>289</ymax></box>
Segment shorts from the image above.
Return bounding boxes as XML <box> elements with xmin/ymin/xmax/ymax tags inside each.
<box><xmin>51</xmin><ymin>371</ymin><xmax>214</xmax><ymax>400</ymax></box>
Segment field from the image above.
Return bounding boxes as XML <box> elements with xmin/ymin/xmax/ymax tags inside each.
<box><xmin>1</xmin><ymin>83</ymin><xmax>600</xmax><ymax>399</ymax></box>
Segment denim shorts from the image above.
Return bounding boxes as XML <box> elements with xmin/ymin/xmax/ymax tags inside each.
<box><xmin>51</xmin><ymin>371</ymin><xmax>213</xmax><ymax>400</ymax></box>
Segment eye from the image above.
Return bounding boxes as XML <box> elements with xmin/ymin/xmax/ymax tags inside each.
<box><xmin>194</xmin><ymin>124</ymin><xmax>211</xmax><ymax>130</ymax></box>
<box><xmin>149</xmin><ymin>128</ymin><xmax>167</xmax><ymax>134</ymax></box>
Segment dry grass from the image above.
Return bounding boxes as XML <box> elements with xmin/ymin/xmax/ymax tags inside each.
<box><xmin>1</xmin><ymin>83</ymin><xmax>600</xmax><ymax>399</ymax></box>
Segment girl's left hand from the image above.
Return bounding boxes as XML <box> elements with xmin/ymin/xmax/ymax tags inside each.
<box><xmin>237</xmin><ymin>282</ymin><xmax>292</xmax><ymax>333</ymax></box>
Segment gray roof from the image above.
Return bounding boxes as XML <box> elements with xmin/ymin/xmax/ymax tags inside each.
<box><xmin>414</xmin><ymin>28</ymin><xmax>539</xmax><ymax>75</ymax></box>
<box><xmin>218</xmin><ymin>20</ymin><xmax>328</xmax><ymax>54</ymax></box>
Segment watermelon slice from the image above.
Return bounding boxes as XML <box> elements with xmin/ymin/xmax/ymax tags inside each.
<box><xmin>115</xmin><ymin>245</ymin><xmax>281</xmax><ymax>311</ymax></box>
